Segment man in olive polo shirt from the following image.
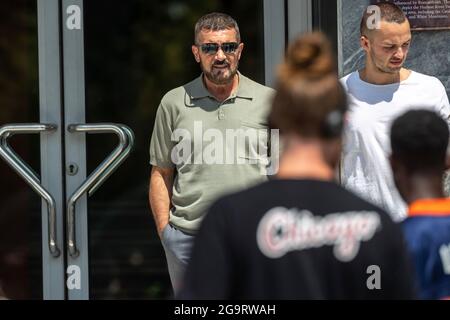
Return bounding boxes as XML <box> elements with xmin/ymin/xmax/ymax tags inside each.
<box><xmin>148</xmin><ymin>12</ymin><xmax>274</xmax><ymax>294</ymax></box>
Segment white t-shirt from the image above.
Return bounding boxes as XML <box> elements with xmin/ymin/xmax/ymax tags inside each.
<box><xmin>340</xmin><ymin>70</ymin><xmax>450</xmax><ymax>221</ymax></box>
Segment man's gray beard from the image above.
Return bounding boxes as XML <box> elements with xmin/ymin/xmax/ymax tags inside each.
<box><xmin>204</xmin><ymin>68</ymin><xmax>237</xmax><ymax>85</ymax></box>
<box><xmin>201</xmin><ymin>60</ymin><xmax>240</xmax><ymax>85</ymax></box>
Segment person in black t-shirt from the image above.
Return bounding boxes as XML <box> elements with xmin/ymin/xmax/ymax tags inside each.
<box><xmin>177</xmin><ymin>32</ymin><xmax>416</xmax><ymax>299</ymax></box>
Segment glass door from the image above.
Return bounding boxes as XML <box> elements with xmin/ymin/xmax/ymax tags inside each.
<box><xmin>0</xmin><ymin>0</ymin><xmax>65</xmax><ymax>299</ymax></box>
<box><xmin>0</xmin><ymin>0</ymin><xmax>136</xmax><ymax>300</ymax></box>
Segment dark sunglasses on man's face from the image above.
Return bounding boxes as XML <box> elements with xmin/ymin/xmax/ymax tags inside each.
<box><xmin>198</xmin><ymin>42</ymin><xmax>239</xmax><ymax>55</ymax></box>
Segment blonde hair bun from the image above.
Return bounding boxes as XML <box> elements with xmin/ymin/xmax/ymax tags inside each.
<box><xmin>278</xmin><ymin>32</ymin><xmax>336</xmax><ymax>83</ymax></box>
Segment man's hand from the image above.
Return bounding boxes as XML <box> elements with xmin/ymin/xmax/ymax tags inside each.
<box><xmin>149</xmin><ymin>166</ymin><xmax>174</xmax><ymax>239</ymax></box>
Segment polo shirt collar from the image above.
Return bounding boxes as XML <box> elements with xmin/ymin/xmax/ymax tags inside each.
<box><xmin>189</xmin><ymin>71</ymin><xmax>254</xmax><ymax>100</ymax></box>
<box><xmin>189</xmin><ymin>74</ymin><xmax>211</xmax><ymax>100</ymax></box>
<box><xmin>234</xmin><ymin>72</ymin><xmax>254</xmax><ymax>99</ymax></box>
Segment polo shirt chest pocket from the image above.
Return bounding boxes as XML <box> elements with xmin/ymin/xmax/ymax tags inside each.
<box><xmin>237</xmin><ymin>121</ymin><xmax>270</xmax><ymax>162</ymax></box>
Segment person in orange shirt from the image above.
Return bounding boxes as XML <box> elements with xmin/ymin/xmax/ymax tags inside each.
<box><xmin>390</xmin><ymin>109</ymin><xmax>450</xmax><ymax>299</ymax></box>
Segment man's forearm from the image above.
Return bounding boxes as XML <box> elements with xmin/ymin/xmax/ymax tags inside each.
<box><xmin>149</xmin><ymin>167</ymin><xmax>174</xmax><ymax>237</ymax></box>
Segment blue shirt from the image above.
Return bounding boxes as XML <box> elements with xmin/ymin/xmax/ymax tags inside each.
<box><xmin>402</xmin><ymin>199</ymin><xmax>450</xmax><ymax>299</ymax></box>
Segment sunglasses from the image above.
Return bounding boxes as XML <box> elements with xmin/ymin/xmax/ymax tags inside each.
<box><xmin>198</xmin><ymin>42</ymin><xmax>239</xmax><ymax>55</ymax></box>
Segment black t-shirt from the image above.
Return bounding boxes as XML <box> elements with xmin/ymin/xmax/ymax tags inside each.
<box><xmin>178</xmin><ymin>179</ymin><xmax>416</xmax><ymax>299</ymax></box>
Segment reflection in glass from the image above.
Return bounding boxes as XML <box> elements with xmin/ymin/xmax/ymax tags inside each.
<box><xmin>0</xmin><ymin>0</ymin><xmax>42</xmax><ymax>299</ymax></box>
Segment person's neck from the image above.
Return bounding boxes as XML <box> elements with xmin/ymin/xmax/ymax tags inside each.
<box><xmin>204</xmin><ymin>74</ymin><xmax>239</xmax><ymax>102</ymax></box>
<box><xmin>276</xmin><ymin>139</ymin><xmax>335</xmax><ymax>181</ymax></box>
<box><xmin>404</xmin><ymin>174</ymin><xmax>445</xmax><ymax>205</ymax></box>
<box><xmin>359</xmin><ymin>64</ymin><xmax>410</xmax><ymax>85</ymax></box>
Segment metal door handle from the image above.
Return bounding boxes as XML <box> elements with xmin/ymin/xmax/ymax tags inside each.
<box><xmin>0</xmin><ymin>124</ymin><xmax>60</xmax><ymax>257</ymax></box>
<box><xmin>67</xmin><ymin>123</ymin><xmax>134</xmax><ymax>257</ymax></box>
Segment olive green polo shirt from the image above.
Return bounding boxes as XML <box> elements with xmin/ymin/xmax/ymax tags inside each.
<box><xmin>150</xmin><ymin>72</ymin><xmax>275</xmax><ymax>233</ymax></box>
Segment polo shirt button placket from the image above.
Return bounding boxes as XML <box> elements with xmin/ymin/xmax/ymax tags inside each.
<box><xmin>218</xmin><ymin>104</ymin><xmax>225</xmax><ymax>120</ymax></box>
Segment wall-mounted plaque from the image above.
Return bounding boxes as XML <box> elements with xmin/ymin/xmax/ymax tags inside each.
<box><xmin>370</xmin><ymin>0</ymin><xmax>450</xmax><ymax>30</ymax></box>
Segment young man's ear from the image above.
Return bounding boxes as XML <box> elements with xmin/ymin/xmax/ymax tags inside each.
<box><xmin>192</xmin><ymin>45</ymin><xmax>200</xmax><ymax>63</ymax></box>
<box><xmin>360</xmin><ymin>35</ymin><xmax>370</xmax><ymax>52</ymax></box>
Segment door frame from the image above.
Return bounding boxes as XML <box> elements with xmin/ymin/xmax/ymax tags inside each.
<box><xmin>61</xmin><ymin>0</ymin><xmax>89</xmax><ymax>300</ymax></box>
<box><xmin>37</xmin><ymin>0</ymin><xmax>66</xmax><ymax>300</ymax></box>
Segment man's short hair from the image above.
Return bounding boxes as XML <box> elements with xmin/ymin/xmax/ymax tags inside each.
<box><xmin>391</xmin><ymin>110</ymin><xmax>449</xmax><ymax>173</ymax></box>
<box><xmin>194</xmin><ymin>12</ymin><xmax>240</xmax><ymax>45</ymax></box>
<box><xmin>360</xmin><ymin>2</ymin><xmax>407</xmax><ymax>36</ymax></box>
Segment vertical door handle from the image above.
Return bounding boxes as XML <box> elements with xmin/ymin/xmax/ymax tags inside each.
<box><xmin>0</xmin><ymin>124</ymin><xmax>60</xmax><ymax>257</ymax></box>
<box><xmin>66</xmin><ymin>123</ymin><xmax>134</xmax><ymax>257</ymax></box>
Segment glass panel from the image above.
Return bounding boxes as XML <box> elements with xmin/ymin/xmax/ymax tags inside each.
<box><xmin>0</xmin><ymin>0</ymin><xmax>42</xmax><ymax>299</ymax></box>
<box><xmin>84</xmin><ymin>0</ymin><xmax>265</xmax><ymax>299</ymax></box>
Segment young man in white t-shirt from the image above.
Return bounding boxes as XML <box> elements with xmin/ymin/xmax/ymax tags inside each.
<box><xmin>340</xmin><ymin>2</ymin><xmax>450</xmax><ymax>221</ymax></box>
